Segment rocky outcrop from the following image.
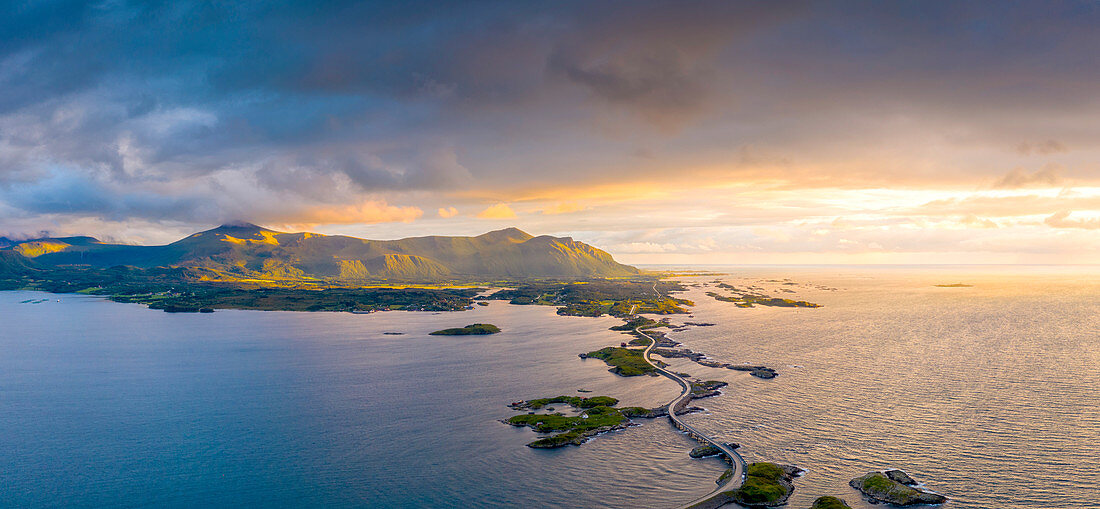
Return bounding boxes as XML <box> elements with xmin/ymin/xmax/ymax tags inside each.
<box><xmin>885</xmin><ymin>469</ymin><xmax>917</xmax><ymax>485</ymax></box>
<box><xmin>728</xmin><ymin>364</ymin><xmax>779</xmax><ymax>379</ymax></box>
<box><xmin>525</xmin><ymin>423</ymin><xmax>630</xmax><ymax>448</ymax></box>
<box><xmin>652</xmin><ymin>348</ymin><xmax>705</xmax><ymax>361</ymax></box>
<box><xmin>849</xmin><ymin>471</ymin><xmax>947</xmax><ymax>506</ymax></box>
<box><xmin>652</xmin><ymin>349</ymin><xmax>779</xmax><ymax>379</ymax></box>
<box><xmin>809</xmin><ymin>496</ymin><xmax>853</xmax><ymax>509</ymax></box>
<box><xmin>690</xmin><ymin>380</ymin><xmax>728</xmax><ymax>398</ymax></box>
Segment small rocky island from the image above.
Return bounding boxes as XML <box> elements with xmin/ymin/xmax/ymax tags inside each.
<box><xmin>809</xmin><ymin>496</ymin><xmax>853</xmax><ymax>509</ymax></box>
<box><xmin>732</xmin><ymin>462</ymin><xmax>804</xmax><ymax>507</ymax></box>
<box><xmin>689</xmin><ymin>443</ymin><xmax>738</xmax><ymax>458</ymax></box>
<box><xmin>503</xmin><ymin>395</ymin><xmax>666</xmax><ymax>448</ymax></box>
<box><xmin>429</xmin><ymin>323</ymin><xmax>501</xmax><ymax>335</ymax></box>
<box><xmin>849</xmin><ymin>470</ymin><xmax>947</xmax><ymax>505</ymax></box>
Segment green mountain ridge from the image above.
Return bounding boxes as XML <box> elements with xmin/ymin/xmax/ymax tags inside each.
<box><xmin>0</xmin><ymin>224</ymin><xmax>639</xmax><ymax>280</ymax></box>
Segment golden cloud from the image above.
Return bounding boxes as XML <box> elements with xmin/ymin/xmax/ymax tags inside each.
<box><xmin>476</xmin><ymin>203</ymin><xmax>517</xmax><ymax>219</ymax></box>
<box><xmin>438</xmin><ymin>206</ymin><xmax>459</xmax><ymax>218</ymax></box>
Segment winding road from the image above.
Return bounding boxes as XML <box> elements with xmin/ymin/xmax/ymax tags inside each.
<box><xmin>634</xmin><ymin>283</ymin><xmax>747</xmax><ymax>509</ymax></box>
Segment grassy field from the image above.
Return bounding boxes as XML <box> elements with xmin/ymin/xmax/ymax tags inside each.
<box><xmin>583</xmin><ymin>347</ymin><xmax>656</xmax><ymax>376</ymax></box>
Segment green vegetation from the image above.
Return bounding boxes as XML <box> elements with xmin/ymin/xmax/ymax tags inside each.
<box><xmin>609</xmin><ymin>316</ymin><xmax>664</xmax><ymax>331</ymax></box>
<box><xmin>556</xmin><ymin>302</ymin><xmax>610</xmax><ymax>316</ymax></box>
<box><xmin>733</xmin><ymin>462</ymin><xmax>792</xmax><ymax>506</ymax></box>
<box><xmin>810</xmin><ymin>496</ymin><xmax>852</xmax><ymax>509</ymax></box>
<box><xmin>860</xmin><ymin>473</ymin><xmax>897</xmax><ymax>492</ymax></box>
<box><xmin>747</xmin><ymin>462</ymin><xmax>786</xmax><ymax>479</ymax></box>
<box><xmin>507</xmin><ymin>405</ymin><xmax>624</xmax><ymax>433</ymax></box>
<box><xmin>582</xmin><ymin>347</ymin><xmax>656</xmax><ymax>376</ymax></box>
<box><xmin>491</xmin><ymin>279</ymin><xmax>692</xmax><ymax>317</ymax></box>
<box><xmin>516</xmin><ymin>395</ymin><xmax>618</xmax><ymax>410</ymax></box>
<box><xmin>707</xmin><ymin>291</ymin><xmax>821</xmax><ymax>308</ymax></box>
<box><xmin>617</xmin><ymin>406</ymin><xmax>655</xmax><ymax>417</ymax></box>
<box><xmin>608</xmin><ymin>298</ymin><xmax>691</xmax><ymax>315</ymax></box>
<box><xmin>0</xmin><ymin>259</ymin><xmax>686</xmax><ymax>315</ymax></box>
<box><xmin>504</xmin><ymin>395</ymin><xmax>663</xmax><ymax>448</ymax></box>
<box><xmin>0</xmin><ymin>251</ymin><xmax>39</xmax><ymax>278</ymax></box>
<box><xmin>429</xmin><ymin>323</ymin><xmax>501</xmax><ymax>335</ymax></box>
<box><xmin>627</xmin><ymin>336</ymin><xmax>652</xmax><ymax>346</ymax></box>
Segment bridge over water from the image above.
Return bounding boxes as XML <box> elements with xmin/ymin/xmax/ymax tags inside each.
<box><xmin>632</xmin><ymin>285</ymin><xmax>747</xmax><ymax>509</ymax></box>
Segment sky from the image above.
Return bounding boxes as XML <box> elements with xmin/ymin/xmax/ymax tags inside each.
<box><xmin>2</xmin><ymin>0</ymin><xmax>1100</xmax><ymax>264</ymax></box>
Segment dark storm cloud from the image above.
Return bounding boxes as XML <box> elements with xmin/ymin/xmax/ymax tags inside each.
<box><xmin>3</xmin><ymin>170</ymin><xmax>207</xmax><ymax>221</ymax></box>
<box><xmin>2</xmin><ymin>0</ymin><xmax>1100</xmax><ymax>229</ymax></box>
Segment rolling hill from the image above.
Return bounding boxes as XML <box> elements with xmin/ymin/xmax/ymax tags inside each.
<box><xmin>0</xmin><ymin>224</ymin><xmax>639</xmax><ymax>280</ymax></box>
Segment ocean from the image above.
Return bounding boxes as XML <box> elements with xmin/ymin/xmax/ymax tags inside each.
<box><xmin>1</xmin><ymin>266</ymin><xmax>1097</xmax><ymax>508</ymax></box>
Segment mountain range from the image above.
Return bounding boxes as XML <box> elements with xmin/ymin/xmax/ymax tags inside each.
<box><xmin>0</xmin><ymin>223</ymin><xmax>639</xmax><ymax>280</ymax></box>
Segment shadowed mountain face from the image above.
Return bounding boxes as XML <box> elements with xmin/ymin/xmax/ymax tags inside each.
<box><xmin>0</xmin><ymin>251</ymin><xmax>39</xmax><ymax>277</ymax></box>
<box><xmin>0</xmin><ymin>224</ymin><xmax>638</xmax><ymax>279</ymax></box>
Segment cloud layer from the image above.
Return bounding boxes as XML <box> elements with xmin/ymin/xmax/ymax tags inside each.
<box><xmin>2</xmin><ymin>1</ymin><xmax>1099</xmax><ymax>262</ymax></box>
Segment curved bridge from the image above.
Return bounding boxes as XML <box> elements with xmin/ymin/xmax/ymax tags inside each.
<box><xmin>633</xmin><ymin>284</ymin><xmax>747</xmax><ymax>508</ymax></box>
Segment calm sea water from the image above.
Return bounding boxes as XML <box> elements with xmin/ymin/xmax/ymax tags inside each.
<box><xmin>1</xmin><ymin>266</ymin><xmax>1097</xmax><ymax>508</ymax></box>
